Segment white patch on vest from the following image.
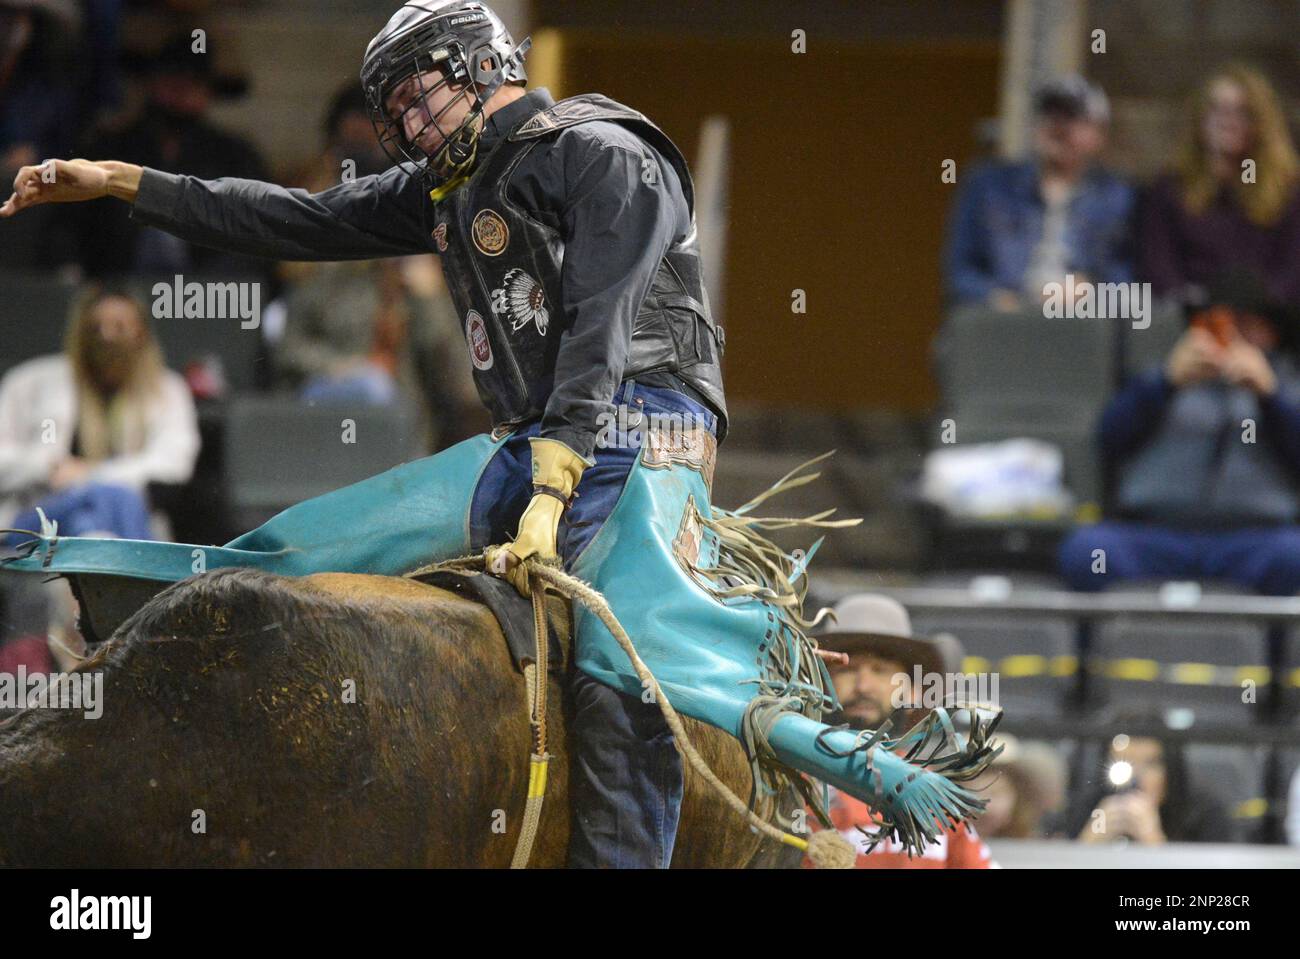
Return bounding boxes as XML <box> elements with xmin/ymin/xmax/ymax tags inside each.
<box><xmin>466</xmin><ymin>310</ymin><xmax>493</xmax><ymax>370</ymax></box>
<box><xmin>491</xmin><ymin>268</ymin><xmax>549</xmax><ymax>336</ymax></box>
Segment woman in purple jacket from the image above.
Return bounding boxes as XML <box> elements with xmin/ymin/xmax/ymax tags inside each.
<box><xmin>1141</xmin><ymin>64</ymin><xmax>1300</xmax><ymax>309</ymax></box>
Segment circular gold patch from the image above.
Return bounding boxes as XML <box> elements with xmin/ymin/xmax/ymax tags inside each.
<box><xmin>471</xmin><ymin>209</ymin><xmax>509</xmax><ymax>256</ymax></box>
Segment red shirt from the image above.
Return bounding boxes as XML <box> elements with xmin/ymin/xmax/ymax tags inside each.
<box><xmin>805</xmin><ymin>788</ymin><xmax>994</xmax><ymax>869</ymax></box>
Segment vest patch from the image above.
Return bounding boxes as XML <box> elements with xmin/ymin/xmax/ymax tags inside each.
<box><xmin>491</xmin><ymin>268</ymin><xmax>550</xmax><ymax>336</ymax></box>
<box><xmin>471</xmin><ymin>209</ymin><xmax>510</xmax><ymax>255</ymax></box>
<box><xmin>466</xmin><ymin>310</ymin><xmax>494</xmax><ymax>370</ymax></box>
<box><xmin>432</xmin><ymin>222</ymin><xmax>448</xmax><ymax>252</ymax></box>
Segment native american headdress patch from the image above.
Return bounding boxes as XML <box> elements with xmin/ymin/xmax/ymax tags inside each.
<box><xmin>491</xmin><ymin>268</ymin><xmax>549</xmax><ymax>336</ymax></box>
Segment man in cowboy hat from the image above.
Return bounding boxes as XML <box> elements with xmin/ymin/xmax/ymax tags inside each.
<box><xmin>820</xmin><ymin>593</ymin><xmax>965</xmax><ymax>733</ymax></box>
<box><xmin>810</xmin><ymin>593</ymin><xmax>995</xmax><ymax>868</ymax></box>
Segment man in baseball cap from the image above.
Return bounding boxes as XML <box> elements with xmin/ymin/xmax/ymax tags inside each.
<box><xmin>943</xmin><ymin>72</ymin><xmax>1133</xmax><ymax>311</ymax></box>
<box><xmin>1034</xmin><ymin>74</ymin><xmax>1111</xmax><ymax>125</ymax></box>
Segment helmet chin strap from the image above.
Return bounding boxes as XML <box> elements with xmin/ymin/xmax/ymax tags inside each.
<box><xmin>431</xmin><ymin>112</ymin><xmax>483</xmax><ymax>181</ymax></box>
<box><xmin>427</xmin><ymin>37</ymin><xmax>532</xmax><ymax>185</ymax></box>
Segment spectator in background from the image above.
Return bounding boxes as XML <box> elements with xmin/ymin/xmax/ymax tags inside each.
<box><xmin>966</xmin><ymin>733</ymin><xmax>1068</xmax><ymax>840</ymax></box>
<box><xmin>1141</xmin><ymin>64</ymin><xmax>1300</xmax><ymax>310</ymax></box>
<box><xmin>294</xmin><ymin>81</ymin><xmax>392</xmax><ymax>192</ymax></box>
<box><xmin>275</xmin><ymin>258</ymin><xmax>438</xmax><ymax>403</ymax></box>
<box><xmin>1058</xmin><ymin>274</ymin><xmax>1300</xmax><ymax>594</ymax></box>
<box><xmin>944</xmin><ymin>75</ymin><xmax>1135</xmax><ymax>312</ymax></box>
<box><xmin>76</xmin><ymin>30</ymin><xmax>271</xmax><ymax>281</ymax></box>
<box><xmin>0</xmin><ymin>0</ymin><xmax>87</xmax><ymax>269</ymax></box>
<box><xmin>272</xmin><ymin>82</ymin><xmax>407</xmax><ymax>408</ymax></box>
<box><xmin>1068</xmin><ymin>712</ymin><xmax>1231</xmax><ymax>844</ymax></box>
<box><xmin>272</xmin><ymin>256</ymin><xmax>480</xmax><ymax>451</ymax></box>
<box><xmin>804</xmin><ymin>594</ymin><xmax>994</xmax><ymax>869</ymax></box>
<box><xmin>0</xmin><ymin>286</ymin><xmax>199</xmax><ymax>542</ymax></box>
<box><xmin>0</xmin><ymin>0</ymin><xmax>82</xmax><ymax>168</ymax></box>
<box><xmin>270</xmin><ymin>80</ymin><xmax>477</xmax><ymax>449</ymax></box>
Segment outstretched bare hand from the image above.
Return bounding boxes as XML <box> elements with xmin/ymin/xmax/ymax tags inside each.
<box><xmin>0</xmin><ymin>159</ymin><xmax>139</xmax><ymax>217</ymax></box>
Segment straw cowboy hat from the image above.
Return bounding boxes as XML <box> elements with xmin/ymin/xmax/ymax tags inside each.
<box><xmin>818</xmin><ymin>593</ymin><xmax>964</xmax><ymax>677</ymax></box>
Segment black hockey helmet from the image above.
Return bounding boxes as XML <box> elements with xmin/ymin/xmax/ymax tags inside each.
<box><xmin>360</xmin><ymin>1</ymin><xmax>530</xmax><ymax>181</ymax></box>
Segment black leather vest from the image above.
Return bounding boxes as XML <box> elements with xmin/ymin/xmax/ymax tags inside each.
<box><xmin>430</xmin><ymin>93</ymin><xmax>728</xmax><ymax>440</ymax></box>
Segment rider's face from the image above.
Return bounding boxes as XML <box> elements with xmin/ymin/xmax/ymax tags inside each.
<box><xmin>385</xmin><ymin>68</ymin><xmax>470</xmax><ymax>155</ymax></box>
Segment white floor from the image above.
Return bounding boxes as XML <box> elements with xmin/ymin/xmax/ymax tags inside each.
<box><xmin>987</xmin><ymin>839</ymin><xmax>1300</xmax><ymax>869</ymax></box>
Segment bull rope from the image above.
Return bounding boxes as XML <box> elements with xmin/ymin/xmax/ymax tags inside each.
<box><xmin>406</xmin><ymin>553</ymin><xmax>856</xmax><ymax>870</ymax></box>
<box><xmin>508</xmin><ymin>585</ymin><xmax>552</xmax><ymax>869</ymax></box>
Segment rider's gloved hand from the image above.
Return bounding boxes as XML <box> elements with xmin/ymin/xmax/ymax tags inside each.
<box><xmin>487</xmin><ymin>437</ymin><xmax>589</xmax><ymax>596</ymax></box>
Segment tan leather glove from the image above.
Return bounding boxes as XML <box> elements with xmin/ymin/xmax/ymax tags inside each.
<box><xmin>487</xmin><ymin>437</ymin><xmax>589</xmax><ymax>596</ymax></box>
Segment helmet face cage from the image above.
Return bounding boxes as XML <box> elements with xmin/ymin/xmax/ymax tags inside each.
<box><xmin>361</xmin><ymin>4</ymin><xmax>527</xmax><ymax>182</ymax></box>
<box><xmin>367</xmin><ymin>42</ymin><xmax>482</xmax><ymax>179</ymax></box>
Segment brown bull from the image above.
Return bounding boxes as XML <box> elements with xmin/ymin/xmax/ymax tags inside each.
<box><xmin>0</xmin><ymin>568</ymin><xmax>800</xmax><ymax>868</ymax></box>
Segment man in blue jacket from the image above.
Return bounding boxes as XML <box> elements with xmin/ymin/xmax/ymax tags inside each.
<box><xmin>1059</xmin><ymin>288</ymin><xmax>1300</xmax><ymax>594</ymax></box>
<box><xmin>944</xmin><ymin>75</ymin><xmax>1135</xmax><ymax>311</ymax></box>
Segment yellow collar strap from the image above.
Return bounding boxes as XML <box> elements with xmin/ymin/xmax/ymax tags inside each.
<box><xmin>428</xmin><ymin>171</ymin><xmax>471</xmax><ymax>203</ymax></box>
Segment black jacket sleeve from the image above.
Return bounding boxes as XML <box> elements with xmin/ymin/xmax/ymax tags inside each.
<box><xmin>129</xmin><ymin>164</ymin><xmax>433</xmax><ymax>262</ymax></box>
<box><xmin>532</xmin><ymin>123</ymin><xmax>690</xmax><ymax>462</ymax></box>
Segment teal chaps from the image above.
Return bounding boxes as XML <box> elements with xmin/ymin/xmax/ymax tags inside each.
<box><xmin>2</xmin><ymin>431</ymin><xmax>992</xmax><ymax>847</ymax></box>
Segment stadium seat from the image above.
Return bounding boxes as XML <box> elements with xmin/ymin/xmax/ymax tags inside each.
<box><xmin>839</xmin><ymin>407</ymin><xmax>926</xmax><ymax>458</ymax></box>
<box><xmin>126</xmin><ymin>274</ymin><xmax>268</xmax><ymax>392</ymax></box>
<box><xmin>1279</xmin><ymin>626</ymin><xmax>1300</xmax><ymax>722</ymax></box>
<box><xmin>768</xmin><ymin>406</ymin><xmax>848</xmax><ymax>453</ymax></box>
<box><xmin>935</xmin><ymin>307</ymin><xmax>1116</xmax><ymax>404</ymax></box>
<box><xmin>932</xmin><ymin>307</ymin><xmax>1117</xmax><ymax>505</ymax></box>
<box><xmin>0</xmin><ymin>271</ymin><xmax>80</xmax><ymax>377</ymax></box>
<box><xmin>725</xmin><ymin>406</ymin><xmax>924</xmax><ymax>459</ymax></box>
<box><xmin>919</xmin><ymin>571</ymin><xmax>1067</xmax><ymax>591</ymax></box>
<box><xmin>1088</xmin><ymin>585</ymin><xmax>1269</xmax><ymax>727</ymax></box>
<box><xmin>1120</xmin><ymin>299</ymin><xmax>1185</xmax><ymax>379</ymax></box>
<box><xmin>830</xmin><ymin>451</ymin><xmax>927</xmax><ymax>570</ymax></box>
<box><xmin>1277</xmin><ymin>748</ymin><xmax>1300</xmax><ymax>846</ymax></box>
<box><xmin>1185</xmin><ymin>744</ymin><xmax>1269</xmax><ymax>843</ymax></box>
<box><xmin>222</xmin><ymin>395</ymin><xmax>422</xmax><ymax>530</ymax></box>
<box><xmin>711</xmin><ymin>447</ymin><xmax>927</xmax><ymax>571</ymax></box>
<box><xmin>0</xmin><ymin>570</ymin><xmax>49</xmax><ymax>645</ymax></box>
<box><xmin>908</xmin><ymin>579</ymin><xmax>1079</xmax><ymax>723</ymax></box>
<box><xmin>712</xmin><ymin>449</ymin><xmax>861</xmax><ymax>568</ymax></box>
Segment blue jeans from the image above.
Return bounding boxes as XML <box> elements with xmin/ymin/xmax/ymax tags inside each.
<box><xmin>1058</xmin><ymin>521</ymin><xmax>1300</xmax><ymax>595</ymax></box>
<box><xmin>469</xmin><ymin>379</ymin><xmax>718</xmax><ymax>868</ymax></box>
<box><xmin>300</xmin><ymin>364</ymin><xmax>399</xmax><ymax>406</ymax></box>
<box><xmin>5</xmin><ymin>482</ymin><xmax>153</xmax><ymax>546</ymax></box>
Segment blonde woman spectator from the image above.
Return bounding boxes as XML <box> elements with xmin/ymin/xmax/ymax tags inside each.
<box><xmin>1141</xmin><ymin>64</ymin><xmax>1300</xmax><ymax>308</ymax></box>
<box><xmin>0</xmin><ymin>287</ymin><xmax>199</xmax><ymax>540</ymax></box>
